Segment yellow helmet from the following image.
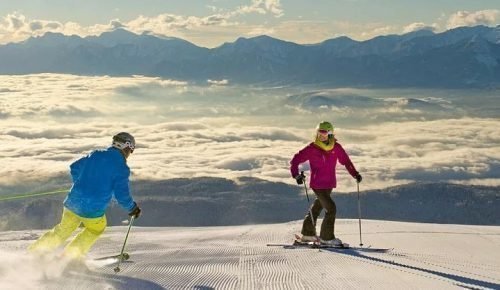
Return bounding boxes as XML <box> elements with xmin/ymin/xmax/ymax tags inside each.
<box><xmin>316</xmin><ymin>121</ymin><xmax>334</xmax><ymax>135</ymax></box>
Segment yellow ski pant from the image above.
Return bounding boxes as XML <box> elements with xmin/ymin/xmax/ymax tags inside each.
<box><xmin>29</xmin><ymin>207</ymin><xmax>106</xmax><ymax>259</ymax></box>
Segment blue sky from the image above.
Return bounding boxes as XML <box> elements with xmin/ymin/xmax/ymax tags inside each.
<box><xmin>2</xmin><ymin>0</ymin><xmax>499</xmax><ymax>25</ymax></box>
<box><xmin>0</xmin><ymin>0</ymin><xmax>499</xmax><ymax>46</ymax></box>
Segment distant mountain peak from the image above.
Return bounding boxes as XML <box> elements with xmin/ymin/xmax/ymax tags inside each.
<box><xmin>319</xmin><ymin>36</ymin><xmax>358</xmax><ymax>47</ymax></box>
<box><xmin>91</xmin><ymin>28</ymin><xmax>139</xmax><ymax>43</ymax></box>
<box><xmin>334</xmin><ymin>35</ymin><xmax>356</xmax><ymax>41</ymax></box>
<box><xmin>35</xmin><ymin>31</ymin><xmax>73</xmax><ymax>41</ymax></box>
<box><xmin>83</xmin><ymin>28</ymin><xmax>143</xmax><ymax>47</ymax></box>
<box><xmin>250</xmin><ymin>34</ymin><xmax>275</xmax><ymax>40</ymax></box>
<box><xmin>100</xmin><ymin>28</ymin><xmax>139</xmax><ymax>38</ymax></box>
<box><xmin>221</xmin><ymin>35</ymin><xmax>299</xmax><ymax>52</ymax></box>
<box><xmin>22</xmin><ymin>31</ymin><xmax>83</xmax><ymax>47</ymax></box>
<box><xmin>402</xmin><ymin>28</ymin><xmax>435</xmax><ymax>39</ymax></box>
<box><xmin>235</xmin><ymin>35</ymin><xmax>295</xmax><ymax>45</ymax></box>
<box><xmin>249</xmin><ymin>35</ymin><xmax>281</xmax><ymax>42</ymax></box>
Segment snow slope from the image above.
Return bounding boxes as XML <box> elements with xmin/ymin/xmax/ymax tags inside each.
<box><xmin>0</xmin><ymin>219</ymin><xmax>499</xmax><ymax>289</ymax></box>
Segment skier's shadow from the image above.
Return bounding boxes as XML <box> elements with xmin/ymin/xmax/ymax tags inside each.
<box><xmin>74</xmin><ymin>271</ymin><xmax>165</xmax><ymax>290</ymax></box>
<box><xmin>78</xmin><ymin>272</ymin><xmax>216</xmax><ymax>290</ymax></box>
<box><xmin>322</xmin><ymin>248</ymin><xmax>500</xmax><ymax>289</ymax></box>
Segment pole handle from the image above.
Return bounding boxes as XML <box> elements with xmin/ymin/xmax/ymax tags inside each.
<box><xmin>301</xmin><ymin>171</ymin><xmax>311</xmax><ymax>203</ymax></box>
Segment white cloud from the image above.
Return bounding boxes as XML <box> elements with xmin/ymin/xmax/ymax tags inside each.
<box><xmin>157</xmin><ymin>79</ymin><xmax>189</xmax><ymax>87</ymax></box>
<box><xmin>123</xmin><ymin>0</ymin><xmax>283</xmax><ymax>39</ymax></box>
<box><xmin>402</xmin><ymin>22</ymin><xmax>438</xmax><ymax>34</ymax></box>
<box><xmin>0</xmin><ymin>13</ymin><xmax>97</xmax><ymax>44</ymax></box>
<box><xmin>126</xmin><ymin>13</ymin><xmax>235</xmax><ymax>33</ymax></box>
<box><xmin>4</xmin><ymin>13</ymin><xmax>25</xmax><ymax>30</ymax></box>
<box><xmin>446</xmin><ymin>9</ymin><xmax>500</xmax><ymax>29</ymax></box>
<box><xmin>0</xmin><ymin>74</ymin><xmax>165</xmax><ymax>118</ymax></box>
<box><xmin>207</xmin><ymin>79</ymin><xmax>229</xmax><ymax>86</ymax></box>
<box><xmin>235</xmin><ymin>0</ymin><xmax>284</xmax><ymax>18</ymax></box>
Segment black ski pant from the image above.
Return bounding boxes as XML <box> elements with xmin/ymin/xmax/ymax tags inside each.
<box><xmin>301</xmin><ymin>188</ymin><xmax>337</xmax><ymax>240</ymax></box>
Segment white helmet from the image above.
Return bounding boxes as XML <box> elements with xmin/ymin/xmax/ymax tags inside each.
<box><xmin>112</xmin><ymin>132</ymin><xmax>135</xmax><ymax>152</ymax></box>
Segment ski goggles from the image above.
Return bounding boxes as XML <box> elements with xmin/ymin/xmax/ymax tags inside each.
<box><xmin>113</xmin><ymin>141</ymin><xmax>135</xmax><ymax>153</ymax></box>
<box><xmin>125</xmin><ymin>141</ymin><xmax>135</xmax><ymax>153</ymax></box>
<box><xmin>317</xmin><ymin>129</ymin><xmax>333</xmax><ymax>135</ymax></box>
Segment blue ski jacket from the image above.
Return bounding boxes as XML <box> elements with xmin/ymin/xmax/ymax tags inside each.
<box><xmin>63</xmin><ymin>147</ymin><xmax>136</xmax><ymax>218</ymax></box>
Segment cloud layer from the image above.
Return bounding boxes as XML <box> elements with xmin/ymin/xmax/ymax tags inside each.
<box><xmin>1</xmin><ymin>74</ymin><xmax>499</xmax><ymax>193</ymax></box>
<box><xmin>447</xmin><ymin>10</ymin><xmax>500</xmax><ymax>29</ymax></box>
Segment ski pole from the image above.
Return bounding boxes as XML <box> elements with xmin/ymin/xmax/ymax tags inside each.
<box><xmin>114</xmin><ymin>216</ymin><xmax>135</xmax><ymax>273</ymax></box>
<box><xmin>0</xmin><ymin>188</ymin><xmax>68</xmax><ymax>202</ymax></box>
<box><xmin>357</xmin><ymin>182</ymin><xmax>363</xmax><ymax>247</ymax></box>
<box><xmin>301</xmin><ymin>171</ymin><xmax>318</xmax><ymax>239</ymax></box>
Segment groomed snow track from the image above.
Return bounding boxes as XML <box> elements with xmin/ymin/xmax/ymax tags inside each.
<box><xmin>1</xmin><ymin>219</ymin><xmax>499</xmax><ymax>289</ymax></box>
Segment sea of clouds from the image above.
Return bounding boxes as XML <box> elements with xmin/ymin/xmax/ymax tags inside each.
<box><xmin>1</xmin><ymin>74</ymin><xmax>499</xmax><ymax>193</ymax></box>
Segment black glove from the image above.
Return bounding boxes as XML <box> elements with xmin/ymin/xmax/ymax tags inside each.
<box><xmin>295</xmin><ymin>172</ymin><xmax>306</xmax><ymax>185</ymax></box>
<box><xmin>355</xmin><ymin>173</ymin><xmax>362</xmax><ymax>183</ymax></box>
<box><xmin>128</xmin><ymin>203</ymin><xmax>142</xmax><ymax>219</ymax></box>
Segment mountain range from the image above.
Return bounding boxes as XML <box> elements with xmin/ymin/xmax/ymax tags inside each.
<box><xmin>1</xmin><ymin>25</ymin><xmax>499</xmax><ymax>88</ymax></box>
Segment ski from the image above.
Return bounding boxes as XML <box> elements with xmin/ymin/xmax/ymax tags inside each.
<box><xmin>93</xmin><ymin>252</ymin><xmax>130</xmax><ymax>261</ymax></box>
<box><xmin>267</xmin><ymin>242</ymin><xmax>349</xmax><ymax>249</ymax></box>
<box><xmin>267</xmin><ymin>234</ymin><xmax>349</xmax><ymax>249</ymax></box>
<box><xmin>293</xmin><ymin>233</ymin><xmax>350</xmax><ymax>248</ymax></box>
<box><xmin>295</xmin><ymin>240</ymin><xmax>350</xmax><ymax>249</ymax></box>
<box><xmin>267</xmin><ymin>242</ymin><xmax>391</xmax><ymax>252</ymax></box>
<box><xmin>267</xmin><ymin>234</ymin><xmax>392</xmax><ymax>252</ymax></box>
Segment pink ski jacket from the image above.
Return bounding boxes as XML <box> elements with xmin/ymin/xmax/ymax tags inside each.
<box><xmin>290</xmin><ymin>142</ymin><xmax>358</xmax><ymax>189</ymax></box>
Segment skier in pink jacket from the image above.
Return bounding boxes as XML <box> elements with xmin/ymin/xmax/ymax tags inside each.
<box><xmin>290</xmin><ymin>121</ymin><xmax>362</xmax><ymax>246</ymax></box>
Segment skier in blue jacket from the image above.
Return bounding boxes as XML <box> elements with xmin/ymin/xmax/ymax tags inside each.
<box><xmin>29</xmin><ymin>132</ymin><xmax>142</xmax><ymax>260</ymax></box>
